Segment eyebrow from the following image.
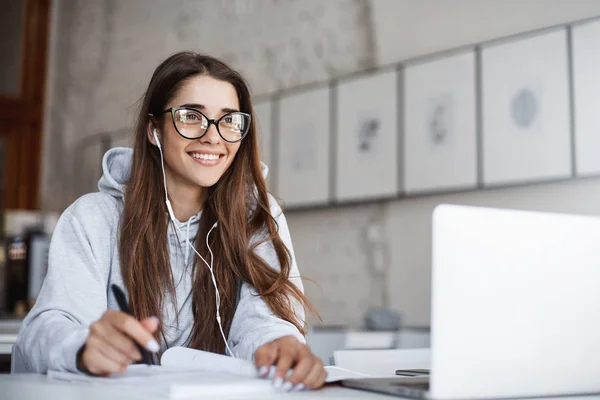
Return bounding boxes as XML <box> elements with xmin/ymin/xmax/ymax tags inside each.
<box><xmin>180</xmin><ymin>103</ymin><xmax>239</xmax><ymax>114</ymax></box>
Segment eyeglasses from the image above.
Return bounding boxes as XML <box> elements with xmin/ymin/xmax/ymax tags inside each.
<box><xmin>160</xmin><ymin>107</ymin><xmax>251</xmax><ymax>143</ymax></box>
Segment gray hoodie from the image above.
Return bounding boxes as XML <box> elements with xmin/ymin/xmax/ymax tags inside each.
<box><xmin>13</xmin><ymin>147</ymin><xmax>305</xmax><ymax>373</ymax></box>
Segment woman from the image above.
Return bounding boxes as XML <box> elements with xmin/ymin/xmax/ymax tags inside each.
<box><xmin>15</xmin><ymin>52</ymin><xmax>326</xmax><ymax>392</ymax></box>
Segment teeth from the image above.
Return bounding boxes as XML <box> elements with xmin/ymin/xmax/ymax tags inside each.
<box><xmin>191</xmin><ymin>153</ymin><xmax>220</xmax><ymax>160</ymax></box>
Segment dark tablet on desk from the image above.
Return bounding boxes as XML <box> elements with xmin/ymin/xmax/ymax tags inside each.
<box><xmin>395</xmin><ymin>368</ymin><xmax>429</xmax><ymax>377</ymax></box>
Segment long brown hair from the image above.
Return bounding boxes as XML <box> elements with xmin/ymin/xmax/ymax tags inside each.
<box><xmin>119</xmin><ymin>52</ymin><xmax>316</xmax><ymax>353</ymax></box>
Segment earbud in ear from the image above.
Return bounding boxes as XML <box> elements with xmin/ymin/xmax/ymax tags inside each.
<box><xmin>153</xmin><ymin>128</ymin><xmax>161</xmax><ymax>149</ymax></box>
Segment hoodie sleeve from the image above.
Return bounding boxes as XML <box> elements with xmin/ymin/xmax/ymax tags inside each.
<box><xmin>13</xmin><ymin>207</ymin><xmax>111</xmax><ymax>373</ymax></box>
<box><xmin>228</xmin><ymin>197</ymin><xmax>306</xmax><ymax>361</ymax></box>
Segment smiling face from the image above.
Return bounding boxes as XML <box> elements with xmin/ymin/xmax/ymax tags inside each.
<box><xmin>152</xmin><ymin>74</ymin><xmax>242</xmax><ymax>200</ymax></box>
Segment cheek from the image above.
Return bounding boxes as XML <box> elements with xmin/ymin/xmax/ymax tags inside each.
<box><xmin>164</xmin><ymin>126</ymin><xmax>187</xmax><ymax>152</ymax></box>
<box><xmin>226</xmin><ymin>143</ymin><xmax>241</xmax><ymax>161</ymax></box>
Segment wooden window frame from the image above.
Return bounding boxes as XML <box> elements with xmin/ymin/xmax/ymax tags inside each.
<box><xmin>0</xmin><ymin>0</ymin><xmax>51</xmax><ymax>210</ymax></box>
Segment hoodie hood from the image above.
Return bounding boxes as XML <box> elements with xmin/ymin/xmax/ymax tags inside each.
<box><xmin>98</xmin><ymin>147</ymin><xmax>133</xmax><ymax>199</ymax></box>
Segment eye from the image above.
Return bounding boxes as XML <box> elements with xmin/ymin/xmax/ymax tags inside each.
<box><xmin>177</xmin><ymin>110</ymin><xmax>203</xmax><ymax>124</ymax></box>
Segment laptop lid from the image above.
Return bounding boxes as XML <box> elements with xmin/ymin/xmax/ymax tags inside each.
<box><xmin>429</xmin><ymin>204</ymin><xmax>600</xmax><ymax>399</ymax></box>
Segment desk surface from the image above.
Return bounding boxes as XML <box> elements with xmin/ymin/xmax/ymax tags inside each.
<box><xmin>4</xmin><ymin>373</ymin><xmax>600</xmax><ymax>400</ymax></box>
<box><xmin>0</xmin><ymin>374</ymin><xmax>394</xmax><ymax>400</ymax></box>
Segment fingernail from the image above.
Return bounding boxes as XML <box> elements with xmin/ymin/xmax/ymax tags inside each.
<box><xmin>273</xmin><ymin>377</ymin><xmax>283</xmax><ymax>390</ymax></box>
<box><xmin>150</xmin><ymin>316</ymin><xmax>160</xmax><ymax>325</ymax></box>
<box><xmin>267</xmin><ymin>366</ymin><xmax>276</xmax><ymax>380</ymax></box>
<box><xmin>281</xmin><ymin>381</ymin><xmax>293</xmax><ymax>392</ymax></box>
<box><xmin>146</xmin><ymin>339</ymin><xmax>160</xmax><ymax>353</ymax></box>
<box><xmin>293</xmin><ymin>383</ymin><xmax>305</xmax><ymax>392</ymax></box>
<box><xmin>258</xmin><ymin>366</ymin><xmax>268</xmax><ymax>376</ymax></box>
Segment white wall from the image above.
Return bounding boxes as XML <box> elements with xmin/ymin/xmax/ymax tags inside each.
<box><xmin>371</xmin><ymin>0</ymin><xmax>600</xmax><ymax>65</ymax></box>
<box><xmin>40</xmin><ymin>0</ymin><xmax>374</xmax><ymax>211</ymax></box>
<box><xmin>40</xmin><ymin>0</ymin><xmax>600</xmax><ymax>329</ymax></box>
<box><xmin>364</xmin><ymin>0</ymin><xmax>600</xmax><ymax>327</ymax></box>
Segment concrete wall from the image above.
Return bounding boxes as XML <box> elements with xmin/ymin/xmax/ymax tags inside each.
<box><xmin>40</xmin><ymin>0</ymin><xmax>600</xmax><ymax>328</ymax></box>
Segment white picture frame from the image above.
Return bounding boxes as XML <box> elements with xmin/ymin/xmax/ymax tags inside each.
<box><xmin>335</xmin><ymin>69</ymin><xmax>398</xmax><ymax>202</ymax></box>
<box><xmin>277</xmin><ymin>86</ymin><xmax>331</xmax><ymax>207</ymax></box>
<box><xmin>253</xmin><ymin>99</ymin><xmax>274</xmax><ymax>188</ymax></box>
<box><xmin>481</xmin><ymin>28</ymin><xmax>571</xmax><ymax>186</ymax></box>
<box><xmin>403</xmin><ymin>50</ymin><xmax>478</xmax><ymax>194</ymax></box>
<box><xmin>572</xmin><ymin>19</ymin><xmax>600</xmax><ymax>177</ymax></box>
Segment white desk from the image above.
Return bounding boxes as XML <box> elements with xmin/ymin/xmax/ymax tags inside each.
<box><xmin>0</xmin><ymin>374</ymin><xmax>394</xmax><ymax>399</ymax></box>
<box><xmin>0</xmin><ymin>348</ymin><xmax>427</xmax><ymax>399</ymax></box>
<box><xmin>2</xmin><ymin>348</ymin><xmax>600</xmax><ymax>400</ymax></box>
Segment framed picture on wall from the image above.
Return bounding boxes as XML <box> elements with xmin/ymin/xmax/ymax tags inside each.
<box><xmin>253</xmin><ymin>98</ymin><xmax>274</xmax><ymax>188</ymax></box>
<box><xmin>402</xmin><ymin>49</ymin><xmax>478</xmax><ymax>194</ymax></box>
<box><xmin>335</xmin><ymin>69</ymin><xmax>398</xmax><ymax>202</ymax></box>
<box><xmin>480</xmin><ymin>28</ymin><xmax>571</xmax><ymax>186</ymax></box>
<box><xmin>277</xmin><ymin>85</ymin><xmax>331</xmax><ymax>207</ymax></box>
<box><xmin>572</xmin><ymin>18</ymin><xmax>600</xmax><ymax>177</ymax></box>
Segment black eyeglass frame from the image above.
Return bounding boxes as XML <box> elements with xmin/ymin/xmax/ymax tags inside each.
<box><xmin>159</xmin><ymin>107</ymin><xmax>251</xmax><ymax>143</ymax></box>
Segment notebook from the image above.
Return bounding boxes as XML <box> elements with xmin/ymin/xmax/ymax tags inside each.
<box><xmin>48</xmin><ymin>347</ymin><xmax>367</xmax><ymax>399</ymax></box>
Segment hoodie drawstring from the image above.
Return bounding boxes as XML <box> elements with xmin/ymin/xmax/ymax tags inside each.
<box><xmin>184</xmin><ymin>218</ymin><xmax>192</xmax><ymax>264</ymax></box>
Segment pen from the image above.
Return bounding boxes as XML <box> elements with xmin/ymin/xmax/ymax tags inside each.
<box><xmin>110</xmin><ymin>284</ymin><xmax>154</xmax><ymax>365</ymax></box>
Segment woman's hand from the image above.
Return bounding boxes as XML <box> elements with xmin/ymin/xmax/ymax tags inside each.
<box><xmin>254</xmin><ymin>335</ymin><xmax>327</xmax><ymax>392</ymax></box>
<box><xmin>77</xmin><ymin>310</ymin><xmax>160</xmax><ymax>376</ymax></box>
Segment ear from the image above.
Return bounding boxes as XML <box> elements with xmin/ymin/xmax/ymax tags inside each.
<box><xmin>147</xmin><ymin>118</ymin><xmax>158</xmax><ymax>147</ymax></box>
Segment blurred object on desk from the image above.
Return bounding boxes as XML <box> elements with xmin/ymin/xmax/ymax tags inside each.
<box><xmin>364</xmin><ymin>308</ymin><xmax>402</xmax><ymax>331</ymax></box>
<box><xmin>5</xmin><ymin>236</ymin><xmax>28</xmax><ymax>316</ymax></box>
<box><xmin>1</xmin><ymin>210</ymin><xmax>55</xmax><ymax>317</ymax></box>
<box><xmin>0</xmin><ymin>136</ymin><xmax>4</xmax><ymax>312</ymax></box>
<box><xmin>306</xmin><ymin>326</ymin><xmax>430</xmax><ymax>366</ymax></box>
<box><xmin>0</xmin><ymin>318</ymin><xmax>22</xmax><ymax>373</ymax></box>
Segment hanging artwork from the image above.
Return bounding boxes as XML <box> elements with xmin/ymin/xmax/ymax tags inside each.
<box><xmin>253</xmin><ymin>99</ymin><xmax>274</xmax><ymax>188</ymax></box>
<box><xmin>402</xmin><ymin>50</ymin><xmax>477</xmax><ymax>194</ymax></box>
<box><xmin>277</xmin><ymin>86</ymin><xmax>331</xmax><ymax>207</ymax></box>
<box><xmin>480</xmin><ymin>28</ymin><xmax>571</xmax><ymax>186</ymax></box>
<box><xmin>572</xmin><ymin>18</ymin><xmax>600</xmax><ymax>177</ymax></box>
<box><xmin>335</xmin><ymin>69</ymin><xmax>399</xmax><ymax>202</ymax></box>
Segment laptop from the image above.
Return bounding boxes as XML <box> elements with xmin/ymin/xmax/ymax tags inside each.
<box><xmin>342</xmin><ymin>204</ymin><xmax>600</xmax><ymax>399</ymax></box>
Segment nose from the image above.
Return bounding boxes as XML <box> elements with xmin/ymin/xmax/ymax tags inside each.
<box><xmin>200</xmin><ymin>122</ymin><xmax>221</xmax><ymax>145</ymax></box>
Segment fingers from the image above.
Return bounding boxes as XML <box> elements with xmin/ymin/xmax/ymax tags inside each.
<box><xmin>78</xmin><ymin>311</ymin><xmax>161</xmax><ymax>376</ymax></box>
<box><xmin>254</xmin><ymin>341</ymin><xmax>278</xmax><ymax>377</ymax></box>
<box><xmin>253</xmin><ymin>336</ymin><xmax>327</xmax><ymax>392</ymax></box>
<box><xmin>302</xmin><ymin>359</ymin><xmax>327</xmax><ymax>389</ymax></box>
<box><xmin>140</xmin><ymin>316</ymin><xmax>160</xmax><ymax>333</ymax></box>
<box><xmin>81</xmin><ymin>341</ymin><xmax>127</xmax><ymax>376</ymax></box>
<box><xmin>284</xmin><ymin>346</ymin><xmax>313</xmax><ymax>385</ymax></box>
<box><xmin>105</xmin><ymin>310</ymin><xmax>160</xmax><ymax>352</ymax></box>
<box><xmin>273</xmin><ymin>342</ymin><xmax>297</xmax><ymax>390</ymax></box>
<box><xmin>90</xmin><ymin>321</ymin><xmax>141</xmax><ymax>361</ymax></box>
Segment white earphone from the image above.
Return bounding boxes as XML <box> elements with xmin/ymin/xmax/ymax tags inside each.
<box><xmin>153</xmin><ymin>128</ymin><xmax>233</xmax><ymax>357</ymax></box>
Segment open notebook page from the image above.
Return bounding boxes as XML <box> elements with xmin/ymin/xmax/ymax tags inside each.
<box><xmin>161</xmin><ymin>347</ymin><xmax>370</xmax><ymax>383</ymax></box>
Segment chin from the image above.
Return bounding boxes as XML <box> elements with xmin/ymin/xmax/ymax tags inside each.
<box><xmin>193</xmin><ymin>174</ymin><xmax>223</xmax><ymax>188</ymax></box>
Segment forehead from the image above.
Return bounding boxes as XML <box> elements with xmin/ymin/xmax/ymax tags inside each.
<box><xmin>171</xmin><ymin>75</ymin><xmax>239</xmax><ymax>111</ymax></box>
